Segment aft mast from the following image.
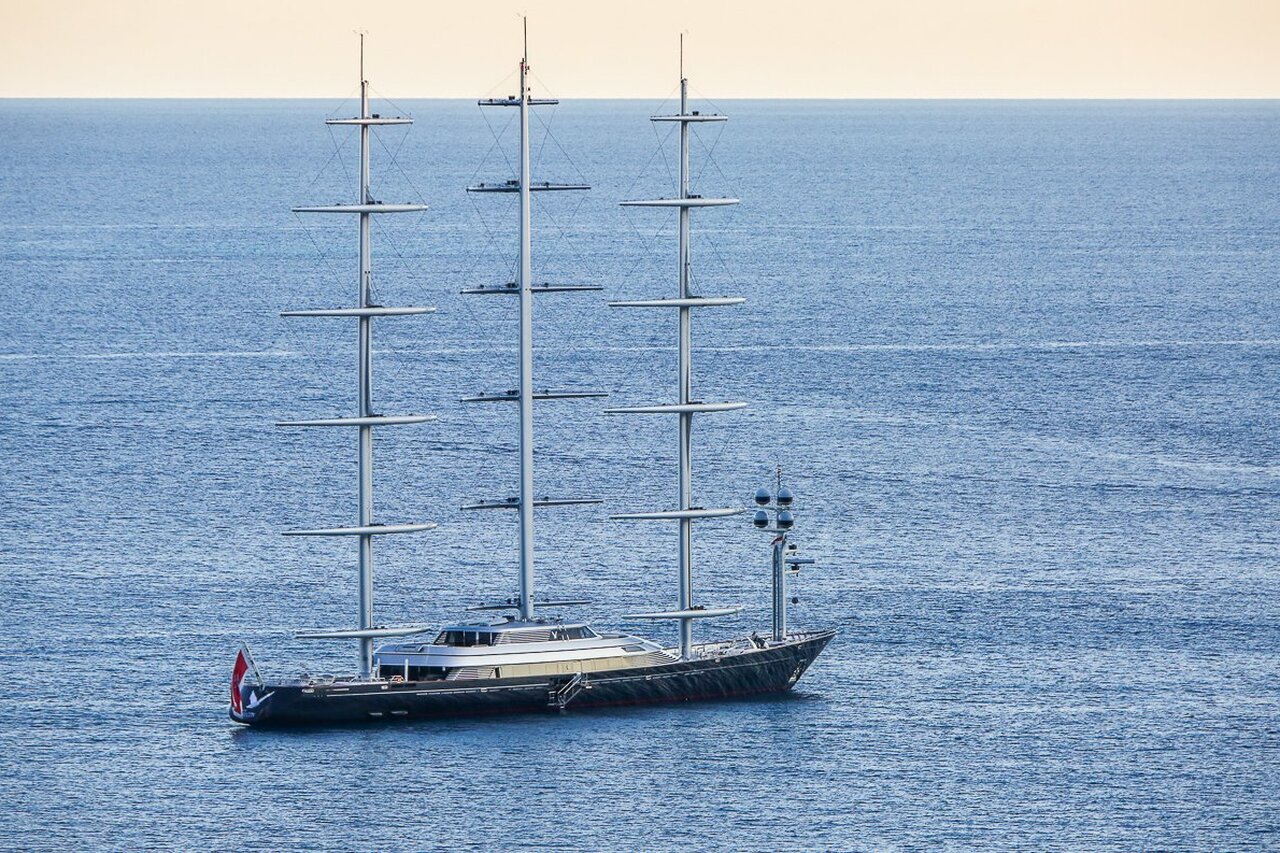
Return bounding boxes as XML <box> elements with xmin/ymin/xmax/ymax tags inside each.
<box><xmin>610</xmin><ymin>38</ymin><xmax>746</xmax><ymax>660</ymax></box>
<box><xmin>464</xmin><ymin>20</ymin><xmax>603</xmax><ymax>622</ymax></box>
<box><xmin>282</xmin><ymin>36</ymin><xmax>437</xmax><ymax>678</ymax></box>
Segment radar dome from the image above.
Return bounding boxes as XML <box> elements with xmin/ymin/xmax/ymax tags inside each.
<box><xmin>754</xmin><ymin>487</ymin><xmax>771</xmax><ymax>506</ymax></box>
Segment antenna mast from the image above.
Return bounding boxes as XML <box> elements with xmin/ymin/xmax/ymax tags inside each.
<box><xmin>751</xmin><ymin>474</ymin><xmax>813</xmax><ymax>643</ymax></box>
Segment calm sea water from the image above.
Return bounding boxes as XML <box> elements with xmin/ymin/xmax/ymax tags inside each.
<box><xmin>1</xmin><ymin>98</ymin><xmax>1277</xmax><ymax>850</ymax></box>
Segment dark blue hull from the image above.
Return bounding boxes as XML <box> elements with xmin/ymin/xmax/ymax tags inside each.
<box><xmin>232</xmin><ymin>630</ymin><xmax>834</xmax><ymax>727</ymax></box>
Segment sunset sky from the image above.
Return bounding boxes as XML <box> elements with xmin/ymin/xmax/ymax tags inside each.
<box><xmin>1</xmin><ymin>0</ymin><xmax>1277</xmax><ymax>98</ymax></box>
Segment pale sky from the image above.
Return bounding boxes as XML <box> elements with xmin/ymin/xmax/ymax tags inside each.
<box><xmin>1</xmin><ymin>0</ymin><xmax>1277</xmax><ymax>98</ymax></box>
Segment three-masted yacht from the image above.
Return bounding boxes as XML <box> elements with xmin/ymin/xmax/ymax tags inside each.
<box><xmin>230</xmin><ymin>40</ymin><xmax>833</xmax><ymax>727</ymax></box>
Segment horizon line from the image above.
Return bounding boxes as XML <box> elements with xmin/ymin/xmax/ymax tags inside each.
<box><xmin>4</xmin><ymin>95</ymin><xmax>1279</xmax><ymax>102</ymax></box>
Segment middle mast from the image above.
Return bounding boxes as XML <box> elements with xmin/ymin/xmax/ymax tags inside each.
<box><xmin>463</xmin><ymin>23</ymin><xmax>604</xmax><ymax>621</ymax></box>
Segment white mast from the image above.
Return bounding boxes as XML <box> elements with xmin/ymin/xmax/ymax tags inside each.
<box><xmin>611</xmin><ymin>38</ymin><xmax>747</xmax><ymax>660</ymax></box>
<box><xmin>356</xmin><ymin>48</ymin><xmax>377</xmax><ymax>674</ymax></box>
<box><xmin>283</xmin><ymin>36</ymin><xmax>437</xmax><ymax>678</ymax></box>
<box><xmin>675</xmin><ymin>68</ymin><xmax>695</xmax><ymax>656</ymax></box>
<box><xmin>464</xmin><ymin>20</ymin><xmax>602</xmax><ymax>622</ymax></box>
<box><xmin>516</xmin><ymin>30</ymin><xmax>536</xmax><ymax>622</ymax></box>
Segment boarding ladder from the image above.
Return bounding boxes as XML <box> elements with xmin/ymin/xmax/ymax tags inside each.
<box><xmin>548</xmin><ymin>672</ymin><xmax>588</xmax><ymax>710</ymax></box>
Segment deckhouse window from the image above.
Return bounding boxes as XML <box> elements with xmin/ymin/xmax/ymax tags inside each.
<box><xmin>434</xmin><ymin>630</ymin><xmax>499</xmax><ymax>647</ymax></box>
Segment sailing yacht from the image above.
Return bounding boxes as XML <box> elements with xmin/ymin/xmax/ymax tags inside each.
<box><xmin>230</xmin><ymin>39</ymin><xmax>833</xmax><ymax>727</ymax></box>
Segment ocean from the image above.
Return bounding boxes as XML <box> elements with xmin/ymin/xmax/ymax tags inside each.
<box><xmin>0</xmin><ymin>97</ymin><xmax>1277</xmax><ymax>849</ymax></box>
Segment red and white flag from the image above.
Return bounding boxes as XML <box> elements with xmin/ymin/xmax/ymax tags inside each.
<box><xmin>230</xmin><ymin>647</ymin><xmax>253</xmax><ymax>716</ymax></box>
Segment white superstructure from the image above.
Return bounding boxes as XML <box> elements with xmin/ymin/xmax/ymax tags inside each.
<box><xmin>375</xmin><ymin>624</ymin><xmax>674</xmax><ymax>681</ymax></box>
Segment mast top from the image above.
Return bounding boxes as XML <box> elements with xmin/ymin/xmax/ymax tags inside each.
<box><xmin>358</xmin><ymin>31</ymin><xmax>366</xmax><ymax>84</ymax></box>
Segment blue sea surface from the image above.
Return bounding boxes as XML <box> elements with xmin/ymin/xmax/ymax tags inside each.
<box><xmin>0</xmin><ymin>97</ymin><xmax>1277</xmax><ymax>850</ymax></box>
